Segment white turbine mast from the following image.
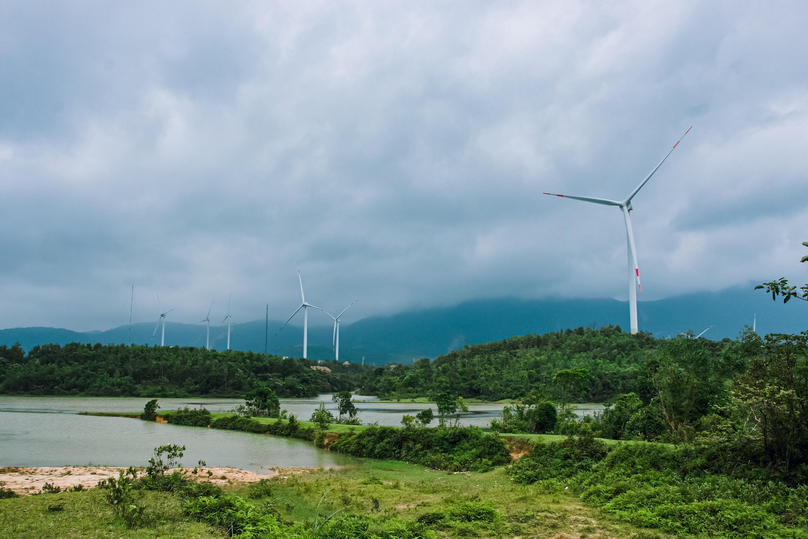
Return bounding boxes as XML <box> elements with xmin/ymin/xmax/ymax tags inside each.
<box><xmin>544</xmin><ymin>127</ymin><xmax>692</xmax><ymax>335</ymax></box>
<box><xmin>753</xmin><ymin>314</ymin><xmax>757</xmax><ymax>333</ymax></box>
<box><xmin>278</xmin><ymin>268</ymin><xmax>325</xmax><ymax>359</ymax></box>
<box><xmin>201</xmin><ymin>301</ymin><xmax>214</xmax><ymax>350</ymax></box>
<box><xmin>221</xmin><ymin>293</ymin><xmax>234</xmax><ymax>350</ymax></box>
<box><xmin>152</xmin><ymin>294</ymin><xmax>174</xmax><ymax>347</ymax></box>
<box><xmin>325</xmin><ymin>301</ymin><xmax>357</xmax><ymax>362</ymax></box>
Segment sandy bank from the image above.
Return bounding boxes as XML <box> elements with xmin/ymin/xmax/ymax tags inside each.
<box><xmin>0</xmin><ymin>465</ymin><xmax>281</xmax><ymax>495</ymax></box>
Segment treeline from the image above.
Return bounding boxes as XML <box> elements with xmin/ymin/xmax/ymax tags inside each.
<box><xmin>360</xmin><ymin>325</ymin><xmax>735</xmax><ymax>402</ymax></box>
<box><xmin>0</xmin><ymin>342</ymin><xmax>366</xmax><ymax>397</ymax></box>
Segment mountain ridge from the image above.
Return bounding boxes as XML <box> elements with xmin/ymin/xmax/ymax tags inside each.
<box><xmin>1</xmin><ymin>286</ymin><xmax>805</xmax><ymax>364</ymax></box>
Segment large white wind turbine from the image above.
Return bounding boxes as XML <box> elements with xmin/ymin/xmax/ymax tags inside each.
<box><xmin>325</xmin><ymin>301</ymin><xmax>357</xmax><ymax>362</ymax></box>
<box><xmin>152</xmin><ymin>294</ymin><xmax>174</xmax><ymax>347</ymax></box>
<box><xmin>222</xmin><ymin>293</ymin><xmax>234</xmax><ymax>350</ymax></box>
<box><xmin>278</xmin><ymin>268</ymin><xmax>324</xmax><ymax>359</ymax></box>
<box><xmin>544</xmin><ymin>127</ymin><xmax>692</xmax><ymax>335</ymax></box>
<box><xmin>201</xmin><ymin>301</ymin><xmax>214</xmax><ymax>350</ymax></box>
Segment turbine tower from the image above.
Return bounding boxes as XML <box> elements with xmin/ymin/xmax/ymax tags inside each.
<box><xmin>222</xmin><ymin>293</ymin><xmax>234</xmax><ymax>350</ymax></box>
<box><xmin>544</xmin><ymin>127</ymin><xmax>691</xmax><ymax>334</ymax></box>
<box><xmin>152</xmin><ymin>294</ymin><xmax>174</xmax><ymax>347</ymax></box>
<box><xmin>201</xmin><ymin>301</ymin><xmax>214</xmax><ymax>350</ymax></box>
<box><xmin>325</xmin><ymin>301</ymin><xmax>357</xmax><ymax>362</ymax></box>
<box><xmin>279</xmin><ymin>268</ymin><xmax>324</xmax><ymax>359</ymax></box>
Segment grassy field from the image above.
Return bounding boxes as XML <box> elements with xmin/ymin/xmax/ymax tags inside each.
<box><xmin>0</xmin><ymin>459</ymin><xmax>670</xmax><ymax>539</ymax></box>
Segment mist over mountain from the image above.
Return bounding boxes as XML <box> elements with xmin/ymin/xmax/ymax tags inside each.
<box><xmin>1</xmin><ymin>286</ymin><xmax>804</xmax><ymax>364</ymax></box>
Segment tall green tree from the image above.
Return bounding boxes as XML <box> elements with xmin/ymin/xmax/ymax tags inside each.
<box><xmin>245</xmin><ymin>383</ymin><xmax>280</xmax><ymax>418</ymax></box>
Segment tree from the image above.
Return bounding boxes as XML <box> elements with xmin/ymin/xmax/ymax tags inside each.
<box><xmin>245</xmin><ymin>383</ymin><xmax>281</xmax><ymax>418</ymax></box>
<box><xmin>436</xmin><ymin>391</ymin><xmax>458</xmax><ymax>426</ymax></box>
<box><xmin>311</xmin><ymin>403</ymin><xmax>334</xmax><ymax>430</ymax></box>
<box><xmin>332</xmin><ymin>391</ymin><xmax>357</xmax><ymax>422</ymax></box>
<box><xmin>652</xmin><ymin>338</ymin><xmax>720</xmax><ymax>442</ymax></box>
<box><xmin>756</xmin><ymin>241</ymin><xmax>808</xmax><ymax>303</ymax></box>
<box><xmin>553</xmin><ymin>368</ymin><xmax>591</xmax><ymax>404</ymax></box>
<box><xmin>416</xmin><ymin>408</ymin><xmax>434</xmax><ymax>427</ymax></box>
<box><xmin>141</xmin><ymin>399</ymin><xmax>160</xmax><ymax>421</ymax></box>
<box><xmin>733</xmin><ymin>333</ymin><xmax>808</xmax><ymax>469</ymax></box>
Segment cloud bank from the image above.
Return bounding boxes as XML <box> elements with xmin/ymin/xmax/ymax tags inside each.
<box><xmin>1</xmin><ymin>1</ymin><xmax>807</xmax><ymax>330</ymax></box>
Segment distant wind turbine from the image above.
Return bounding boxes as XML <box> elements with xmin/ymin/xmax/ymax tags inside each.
<box><xmin>753</xmin><ymin>314</ymin><xmax>757</xmax><ymax>333</ymax></box>
<box><xmin>278</xmin><ymin>268</ymin><xmax>324</xmax><ymax>359</ymax></box>
<box><xmin>222</xmin><ymin>293</ymin><xmax>234</xmax><ymax>350</ymax></box>
<box><xmin>544</xmin><ymin>127</ymin><xmax>692</xmax><ymax>334</ymax></box>
<box><xmin>325</xmin><ymin>301</ymin><xmax>357</xmax><ymax>362</ymax></box>
<box><xmin>152</xmin><ymin>294</ymin><xmax>174</xmax><ymax>347</ymax></box>
<box><xmin>201</xmin><ymin>301</ymin><xmax>214</xmax><ymax>350</ymax></box>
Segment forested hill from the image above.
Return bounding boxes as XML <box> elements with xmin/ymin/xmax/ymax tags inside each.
<box><xmin>360</xmin><ymin>325</ymin><xmax>740</xmax><ymax>402</ymax></box>
<box><xmin>0</xmin><ymin>343</ymin><xmax>364</xmax><ymax>397</ymax></box>
<box><xmin>1</xmin><ymin>286</ymin><xmax>804</xmax><ymax>365</ymax></box>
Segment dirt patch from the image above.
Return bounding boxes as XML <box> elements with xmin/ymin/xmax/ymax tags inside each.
<box><xmin>0</xmin><ymin>466</ymin><xmax>277</xmax><ymax>496</ymax></box>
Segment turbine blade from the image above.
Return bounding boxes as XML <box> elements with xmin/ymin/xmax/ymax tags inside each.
<box><xmin>227</xmin><ymin>293</ymin><xmax>232</xmax><ymax>315</ymax></box>
<box><xmin>543</xmin><ymin>193</ymin><xmax>621</xmax><ymax>206</ymax></box>
<box><xmin>207</xmin><ymin>301</ymin><xmax>214</xmax><ymax>318</ymax></box>
<box><xmin>297</xmin><ymin>268</ymin><xmax>305</xmax><ymax>303</ymax></box>
<box><xmin>622</xmin><ymin>207</ymin><xmax>642</xmax><ymax>292</ymax></box>
<box><xmin>336</xmin><ymin>301</ymin><xmax>355</xmax><ymax>319</ymax></box>
<box><xmin>278</xmin><ymin>304</ymin><xmax>304</xmax><ymax>332</ymax></box>
<box><xmin>152</xmin><ymin>318</ymin><xmax>161</xmax><ymax>337</ymax></box>
<box><xmin>625</xmin><ymin>126</ymin><xmax>692</xmax><ymax>203</ymax></box>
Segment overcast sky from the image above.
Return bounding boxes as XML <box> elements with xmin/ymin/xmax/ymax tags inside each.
<box><xmin>1</xmin><ymin>1</ymin><xmax>807</xmax><ymax>331</ymax></box>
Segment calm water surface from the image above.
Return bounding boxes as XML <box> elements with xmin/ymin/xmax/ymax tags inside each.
<box><xmin>0</xmin><ymin>395</ymin><xmax>508</xmax><ymax>427</ymax></box>
<box><xmin>0</xmin><ymin>396</ymin><xmax>600</xmax><ymax>469</ymax></box>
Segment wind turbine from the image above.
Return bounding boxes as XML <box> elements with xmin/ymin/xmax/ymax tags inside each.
<box><xmin>152</xmin><ymin>294</ymin><xmax>174</xmax><ymax>347</ymax></box>
<box><xmin>544</xmin><ymin>127</ymin><xmax>692</xmax><ymax>335</ymax></box>
<box><xmin>325</xmin><ymin>301</ymin><xmax>357</xmax><ymax>362</ymax></box>
<box><xmin>222</xmin><ymin>293</ymin><xmax>234</xmax><ymax>350</ymax></box>
<box><xmin>278</xmin><ymin>268</ymin><xmax>324</xmax><ymax>359</ymax></box>
<box><xmin>201</xmin><ymin>301</ymin><xmax>214</xmax><ymax>350</ymax></box>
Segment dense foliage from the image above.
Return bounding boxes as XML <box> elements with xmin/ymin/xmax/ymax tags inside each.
<box><xmin>0</xmin><ymin>342</ymin><xmax>364</xmax><ymax>397</ymax></box>
<box><xmin>331</xmin><ymin>425</ymin><xmax>511</xmax><ymax>472</ymax></box>
<box><xmin>510</xmin><ymin>435</ymin><xmax>808</xmax><ymax>538</ymax></box>
<box><xmin>360</xmin><ymin>325</ymin><xmax>733</xmax><ymax>402</ymax></box>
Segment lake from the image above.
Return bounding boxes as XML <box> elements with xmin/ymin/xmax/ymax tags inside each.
<box><xmin>0</xmin><ymin>395</ymin><xmax>505</xmax><ymax>471</ymax></box>
<box><xmin>0</xmin><ymin>396</ymin><xmax>601</xmax><ymax>470</ymax></box>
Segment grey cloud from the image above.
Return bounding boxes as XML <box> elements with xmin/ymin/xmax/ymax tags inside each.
<box><xmin>1</xmin><ymin>0</ymin><xmax>807</xmax><ymax>331</ymax></box>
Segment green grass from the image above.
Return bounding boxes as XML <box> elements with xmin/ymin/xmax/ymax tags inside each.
<box><xmin>227</xmin><ymin>459</ymin><xmax>671</xmax><ymax>538</ymax></box>
<box><xmin>0</xmin><ymin>489</ymin><xmax>216</xmax><ymax>538</ymax></box>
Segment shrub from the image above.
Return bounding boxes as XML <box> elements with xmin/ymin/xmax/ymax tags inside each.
<box><xmin>332</xmin><ymin>425</ymin><xmax>510</xmax><ymax>472</ymax></box>
<box><xmin>165</xmin><ymin>407</ymin><xmax>211</xmax><ymax>427</ymax></box>
<box><xmin>185</xmin><ymin>495</ymin><xmax>281</xmax><ymax>538</ymax></box>
<box><xmin>98</xmin><ymin>467</ymin><xmax>144</xmax><ymax>528</ymax></box>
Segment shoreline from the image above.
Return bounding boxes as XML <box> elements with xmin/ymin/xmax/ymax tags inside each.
<box><xmin>0</xmin><ymin>465</ymin><xmax>337</xmax><ymax>496</ymax></box>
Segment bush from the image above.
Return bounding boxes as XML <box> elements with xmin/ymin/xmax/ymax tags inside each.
<box><xmin>331</xmin><ymin>425</ymin><xmax>510</xmax><ymax>472</ymax></box>
<box><xmin>185</xmin><ymin>495</ymin><xmax>281</xmax><ymax>538</ymax></box>
<box><xmin>97</xmin><ymin>467</ymin><xmax>144</xmax><ymax>528</ymax></box>
<box><xmin>164</xmin><ymin>407</ymin><xmax>211</xmax><ymax>427</ymax></box>
<box><xmin>0</xmin><ymin>486</ymin><xmax>18</xmax><ymax>499</ymax></box>
<box><xmin>509</xmin><ymin>431</ymin><xmax>610</xmax><ymax>484</ymax></box>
